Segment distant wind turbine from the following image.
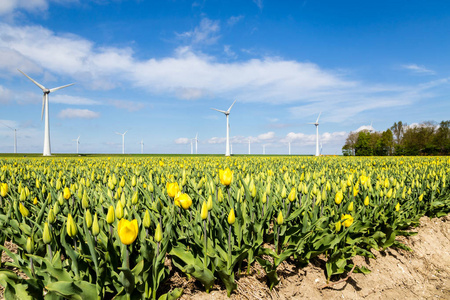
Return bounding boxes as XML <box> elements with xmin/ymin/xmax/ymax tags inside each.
<box><xmin>320</xmin><ymin>142</ymin><xmax>323</xmax><ymax>156</ymax></box>
<box><xmin>211</xmin><ymin>100</ymin><xmax>236</xmax><ymax>156</ymax></box>
<box><xmin>308</xmin><ymin>112</ymin><xmax>321</xmax><ymax>157</ymax></box>
<box><xmin>248</xmin><ymin>138</ymin><xmax>251</xmax><ymax>155</ymax></box>
<box><xmin>72</xmin><ymin>136</ymin><xmax>80</xmax><ymax>154</ymax></box>
<box><xmin>263</xmin><ymin>144</ymin><xmax>266</xmax><ymax>155</ymax></box>
<box><xmin>1</xmin><ymin>123</ymin><xmax>17</xmax><ymax>154</ymax></box>
<box><xmin>190</xmin><ymin>139</ymin><xmax>193</xmax><ymax>155</ymax></box>
<box><xmin>194</xmin><ymin>133</ymin><xmax>198</xmax><ymax>154</ymax></box>
<box><xmin>115</xmin><ymin>131</ymin><xmax>128</xmax><ymax>154</ymax></box>
<box><xmin>288</xmin><ymin>141</ymin><xmax>291</xmax><ymax>155</ymax></box>
<box><xmin>18</xmin><ymin>69</ymin><xmax>74</xmax><ymax>156</ymax></box>
<box><xmin>140</xmin><ymin>139</ymin><xmax>144</xmax><ymax>154</ymax></box>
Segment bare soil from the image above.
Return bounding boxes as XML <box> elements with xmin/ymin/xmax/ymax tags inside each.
<box><xmin>1</xmin><ymin>216</ymin><xmax>449</xmax><ymax>299</ymax></box>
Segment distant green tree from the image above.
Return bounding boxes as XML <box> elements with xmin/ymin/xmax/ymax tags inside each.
<box><xmin>355</xmin><ymin>131</ymin><xmax>372</xmax><ymax>156</ymax></box>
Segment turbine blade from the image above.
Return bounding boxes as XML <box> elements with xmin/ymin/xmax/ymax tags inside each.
<box><xmin>41</xmin><ymin>95</ymin><xmax>45</xmax><ymax>121</ymax></box>
<box><xmin>49</xmin><ymin>83</ymin><xmax>75</xmax><ymax>93</ymax></box>
<box><xmin>211</xmin><ymin>108</ymin><xmax>227</xmax><ymax>114</ymax></box>
<box><xmin>227</xmin><ymin>99</ymin><xmax>237</xmax><ymax>112</ymax></box>
<box><xmin>115</xmin><ymin>132</ymin><xmax>122</xmax><ymax>135</ymax></box>
<box><xmin>316</xmin><ymin>112</ymin><xmax>322</xmax><ymax>124</ymax></box>
<box><xmin>18</xmin><ymin>69</ymin><xmax>46</xmax><ymax>91</ymax></box>
<box><xmin>123</xmin><ymin>130</ymin><xmax>128</xmax><ymax>135</ymax></box>
<box><xmin>0</xmin><ymin>122</ymin><xmax>13</xmax><ymax>130</ymax></box>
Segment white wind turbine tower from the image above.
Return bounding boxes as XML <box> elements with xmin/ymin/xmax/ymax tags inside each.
<box><xmin>115</xmin><ymin>131</ymin><xmax>128</xmax><ymax>154</ymax></box>
<box><xmin>288</xmin><ymin>141</ymin><xmax>291</xmax><ymax>155</ymax></box>
<box><xmin>194</xmin><ymin>133</ymin><xmax>198</xmax><ymax>154</ymax></box>
<box><xmin>18</xmin><ymin>69</ymin><xmax>74</xmax><ymax>156</ymax></box>
<box><xmin>308</xmin><ymin>112</ymin><xmax>321</xmax><ymax>157</ymax></box>
<box><xmin>263</xmin><ymin>144</ymin><xmax>266</xmax><ymax>155</ymax></box>
<box><xmin>72</xmin><ymin>136</ymin><xmax>80</xmax><ymax>154</ymax></box>
<box><xmin>211</xmin><ymin>100</ymin><xmax>236</xmax><ymax>156</ymax></box>
<box><xmin>190</xmin><ymin>139</ymin><xmax>193</xmax><ymax>155</ymax></box>
<box><xmin>248</xmin><ymin>138</ymin><xmax>251</xmax><ymax>155</ymax></box>
<box><xmin>140</xmin><ymin>140</ymin><xmax>144</xmax><ymax>154</ymax></box>
<box><xmin>1</xmin><ymin>123</ymin><xmax>17</xmax><ymax>154</ymax></box>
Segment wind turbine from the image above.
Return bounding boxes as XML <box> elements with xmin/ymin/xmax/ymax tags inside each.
<box><xmin>72</xmin><ymin>136</ymin><xmax>80</xmax><ymax>154</ymax></box>
<box><xmin>190</xmin><ymin>139</ymin><xmax>193</xmax><ymax>155</ymax></box>
<box><xmin>211</xmin><ymin>100</ymin><xmax>236</xmax><ymax>156</ymax></box>
<box><xmin>248</xmin><ymin>138</ymin><xmax>251</xmax><ymax>155</ymax></box>
<box><xmin>309</xmin><ymin>112</ymin><xmax>321</xmax><ymax>157</ymax></box>
<box><xmin>288</xmin><ymin>141</ymin><xmax>291</xmax><ymax>155</ymax></box>
<box><xmin>1</xmin><ymin>123</ymin><xmax>17</xmax><ymax>153</ymax></box>
<box><xmin>194</xmin><ymin>133</ymin><xmax>198</xmax><ymax>154</ymax></box>
<box><xmin>263</xmin><ymin>144</ymin><xmax>266</xmax><ymax>155</ymax></box>
<box><xmin>115</xmin><ymin>131</ymin><xmax>128</xmax><ymax>154</ymax></box>
<box><xmin>18</xmin><ymin>69</ymin><xmax>74</xmax><ymax>156</ymax></box>
<box><xmin>320</xmin><ymin>142</ymin><xmax>323</xmax><ymax>156</ymax></box>
<box><xmin>140</xmin><ymin>139</ymin><xmax>144</xmax><ymax>154</ymax></box>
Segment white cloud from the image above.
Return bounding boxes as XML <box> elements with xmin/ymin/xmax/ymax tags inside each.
<box><xmin>108</xmin><ymin>99</ymin><xmax>145</xmax><ymax>112</ymax></box>
<box><xmin>257</xmin><ymin>131</ymin><xmax>275</xmax><ymax>140</ymax></box>
<box><xmin>0</xmin><ymin>85</ymin><xmax>13</xmax><ymax>103</ymax></box>
<box><xmin>253</xmin><ymin>0</ymin><xmax>263</xmax><ymax>10</ymax></box>
<box><xmin>175</xmin><ymin>138</ymin><xmax>191</xmax><ymax>144</ymax></box>
<box><xmin>176</xmin><ymin>18</ymin><xmax>220</xmax><ymax>45</ymax></box>
<box><xmin>0</xmin><ymin>0</ymin><xmax>48</xmax><ymax>15</ymax></box>
<box><xmin>355</xmin><ymin>125</ymin><xmax>375</xmax><ymax>132</ymax></box>
<box><xmin>227</xmin><ymin>15</ymin><xmax>244</xmax><ymax>27</ymax></box>
<box><xmin>2</xmin><ymin>22</ymin><xmax>449</xmax><ymax>123</ymax></box>
<box><xmin>51</xmin><ymin>94</ymin><xmax>101</xmax><ymax>105</ymax></box>
<box><xmin>401</xmin><ymin>64</ymin><xmax>435</xmax><ymax>75</ymax></box>
<box><xmin>58</xmin><ymin>108</ymin><xmax>99</xmax><ymax>119</ymax></box>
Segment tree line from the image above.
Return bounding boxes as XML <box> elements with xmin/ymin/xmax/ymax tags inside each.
<box><xmin>342</xmin><ymin>121</ymin><xmax>450</xmax><ymax>156</ymax></box>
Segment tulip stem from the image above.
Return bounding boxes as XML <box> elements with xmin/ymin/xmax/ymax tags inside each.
<box><xmin>125</xmin><ymin>246</ymin><xmax>130</xmax><ymax>269</ymax></box>
<box><xmin>228</xmin><ymin>225</ymin><xmax>232</xmax><ymax>270</ymax></box>
<box><xmin>276</xmin><ymin>226</ymin><xmax>280</xmax><ymax>255</ymax></box>
<box><xmin>47</xmin><ymin>244</ymin><xmax>53</xmax><ymax>261</ymax></box>
<box><xmin>203</xmin><ymin>220</ymin><xmax>207</xmax><ymax>268</ymax></box>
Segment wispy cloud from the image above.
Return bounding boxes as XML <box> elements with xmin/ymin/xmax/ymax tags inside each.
<box><xmin>174</xmin><ymin>137</ymin><xmax>191</xmax><ymax>144</ymax></box>
<box><xmin>58</xmin><ymin>108</ymin><xmax>100</xmax><ymax>119</ymax></box>
<box><xmin>108</xmin><ymin>99</ymin><xmax>145</xmax><ymax>112</ymax></box>
<box><xmin>401</xmin><ymin>64</ymin><xmax>436</xmax><ymax>75</ymax></box>
<box><xmin>227</xmin><ymin>15</ymin><xmax>244</xmax><ymax>26</ymax></box>
<box><xmin>176</xmin><ymin>18</ymin><xmax>220</xmax><ymax>45</ymax></box>
<box><xmin>51</xmin><ymin>94</ymin><xmax>101</xmax><ymax>105</ymax></box>
<box><xmin>0</xmin><ymin>85</ymin><xmax>13</xmax><ymax>103</ymax></box>
<box><xmin>253</xmin><ymin>0</ymin><xmax>263</xmax><ymax>10</ymax></box>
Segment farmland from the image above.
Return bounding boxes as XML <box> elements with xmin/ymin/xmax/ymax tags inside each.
<box><xmin>0</xmin><ymin>155</ymin><xmax>449</xmax><ymax>299</ymax></box>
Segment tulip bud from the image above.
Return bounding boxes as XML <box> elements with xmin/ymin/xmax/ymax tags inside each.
<box><xmin>207</xmin><ymin>195</ymin><xmax>213</xmax><ymax>211</ymax></box>
<box><xmin>418</xmin><ymin>193</ymin><xmax>424</xmax><ymax>201</ymax></box>
<box><xmin>0</xmin><ymin>183</ymin><xmax>8</xmax><ymax>197</ymax></box>
<box><xmin>155</xmin><ymin>223</ymin><xmax>163</xmax><ymax>243</ymax></box>
<box><xmin>92</xmin><ymin>213</ymin><xmax>100</xmax><ymax>236</ymax></box>
<box><xmin>335</xmin><ymin>190</ymin><xmax>343</xmax><ymax>205</ymax></box>
<box><xmin>227</xmin><ymin>208</ymin><xmax>235</xmax><ymax>225</ymax></box>
<box><xmin>218</xmin><ymin>188</ymin><xmax>224</xmax><ymax>202</ymax></box>
<box><xmin>143</xmin><ymin>210</ymin><xmax>151</xmax><ymax>228</ymax></box>
<box><xmin>119</xmin><ymin>176</ymin><xmax>125</xmax><ymax>187</ymax></box>
<box><xmin>201</xmin><ymin>201</ymin><xmax>208</xmax><ymax>220</ymax></box>
<box><xmin>48</xmin><ymin>208</ymin><xmax>56</xmax><ymax>224</ymax></box>
<box><xmin>335</xmin><ymin>221</ymin><xmax>341</xmax><ymax>232</ymax></box>
<box><xmin>63</xmin><ymin>187</ymin><xmax>71</xmax><ymax>200</ymax></box>
<box><xmin>53</xmin><ymin>201</ymin><xmax>60</xmax><ymax>215</ymax></box>
<box><xmin>348</xmin><ymin>201</ymin><xmax>354</xmax><ymax>212</ymax></box>
<box><xmin>56</xmin><ymin>179</ymin><xmax>62</xmax><ymax>190</ymax></box>
<box><xmin>395</xmin><ymin>202</ymin><xmax>400</xmax><ymax>211</ymax></box>
<box><xmin>132</xmin><ymin>191</ymin><xmax>138</xmax><ymax>205</ymax></box>
<box><xmin>43</xmin><ymin>222</ymin><xmax>52</xmax><ymax>244</ymax></box>
<box><xmin>115</xmin><ymin>201</ymin><xmax>124</xmax><ymax>220</ymax></box>
<box><xmin>20</xmin><ymin>189</ymin><xmax>26</xmax><ymax>201</ymax></box>
<box><xmin>131</xmin><ymin>176</ymin><xmax>136</xmax><ymax>187</ymax></box>
<box><xmin>67</xmin><ymin>214</ymin><xmax>78</xmax><ymax>237</ymax></box>
<box><xmin>288</xmin><ymin>188</ymin><xmax>296</xmax><ymax>202</ymax></box>
<box><xmin>26</xmin><ymin>236</ymin><xmax>33</xmax><ymax>254</ymax></box>
<box><xmin>281</xmin><ymin>186</ymin><xmax>287</xmax><ymax>199</ymax></box>
<box><xmin>106</xmin><ymin>205</ymin><xmax>115</xmax><ymax>224</ymax></box>
<box><xmin>364</xmin><ymin>196</ymin><xmax>369</xmax><ymax>206</ymax></box>
<box><xmin>277</xmin><ymin>211</ymin><xmax>284</xmax><ymax>225</ymax></box>
<box><xmin>148</xmin><ymin>182</ymin><xmax>154</xmax><ymax>193</ymax></box>
<box><xmin>19</xmin><ymin>202</ymin><xmax>30</xmax><ymax>217</ymax></box>
<box><xmin>85</xmin><ymin>209</ymin><xmax>93</xmax><ymax>229</ymax></box>
<box><xmin>386</xmin><ymin>189</ymin><xmax>393</xmax><ymax>199</ymax></box>
<box><xmin>82</xmin><ymin>191</ymin><xmax>89</xmax><ymax>209</ymax></box>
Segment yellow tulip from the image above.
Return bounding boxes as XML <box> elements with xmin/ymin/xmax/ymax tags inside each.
<box><xmin>227</xmin><ymin>208</ymin><xmax>235</xmax><ymax>225</ymax></box>
<box><xmin>85</xmin><ymin>209</ymin><xmax>93</xmax><ymax>229</ymax></box>
<box><xmin>106</xmin><ymin>205</ymin><xmax>115</xmax><ymax>224</ymax></box>
<box><xmin>43</xmin><ymin>222</ymin><xmax>52</xmax><ymax>244</ymax></box>
<box><xmin>143</xmin><ymin>210</ymin><xmax>151</xmax><ymax>228</ymax></box>
<box><xmin>26</xmin><ymin>236</ymin><xmax>33</xmax><ymax>254</ymax></box>
<box><xmin>219</xmin><ymin>168</ymin><xmax>233</xmax><ymax>186</ymax></box>
<box><xmin>115</xmin><ymin>200</ymin><xmax>124</xmax><ymax>220</ymax></box>
<box><xmin>166</xmin><ymin>182</ymin><xmax>180</xmax><ymax>198</ymax></box>
<box><xmin>348</xmin><ymin>201</ymin><xmax>354</xmax><ymax>212</ymax></box>
<box><xmin>48</xmin><ymin>208</ymin><xmax>56</xmax><ymax>224</ymax></box>
<box><xmin>395</xmin><ymin>202</ymin><xmax>400</xmax><ymax>211</ymax></box>
<box><xmin>277</xmin><ymin>211</ymin><xmax>284</xmax><ymax>225</ymax></box>
<box><xmin>19</xmin><ymin>202</ymin><xmax>30</xmax><ymax>217</ymax></box>
<box><xmin>178</xmin><ymin>193</ymin><xmax>192</xmax><ymax>210</ymax></box>
<box><xmin>155</xmin><ymin>223</ymin><xmax>163</xmax><ymax>243</ymax></box>
<box><xmin>63</xmin><ymin>187</ymin><xmax>71</xmax><ymax>200</ymax></box>
<box><xmin>67</xmin><ymin>214</ymin><xmax>78</xmax><ymax>237</ymax></box>
<box><xmin>118</xmin><ymin>219</ymin><xmax>139</xmax><ymax>245</ymax></box>
<box><xmin>200</xmin><ymin>201</ymin><xmax>208</xmax><ymax>220</ymax></box>
<box><xmin>33</xmin><ymin>197</ymin><xmax>38</xmax><ymax>205</ymax></box>
<box><xmin>335</xmin><ymin>190</ymin><xmax>343</xmax><ymax>205</ymax></box>
<box><xmin>92</xmin><ymin>213</ymin><xmax>100</xmax><ymax>236</ymax></box>
<box><xmin>288</xmin><ymin>187</ymin><xmax>296</xmax><ymax>202</ymax></box>
<box><xmin>0</xmin><ymin>183</ymin><xmax>8</xmax><ymax>197</ymax></box>
<box><xmin>364</xmin><ymin>196</ymin><xmax>369</xmax><ymax>206</ymax></box>
<box><xmin>341</xmin><ymin>214</ymin><xmax>354</xmax><ymax>228</ymax></box>
<box><xmin>335</xmin><ymin>221</ymin><xmax>341</xmax><ymax>232</ymax></box>
<box><xmin>418</xmin><ymin>193</ymin><xmax>424</xmax><ymax>201</ymax></box>
<box><xmin>206</xmin><ymin>195</ymin><xmax>213</xmax><ymax>211</ymax></box>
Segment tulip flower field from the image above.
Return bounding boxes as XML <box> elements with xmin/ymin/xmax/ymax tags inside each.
<box><xmin>0</xmin><ymin>155</ymin><xmax>449</xmax><ymax>299</ymax></box>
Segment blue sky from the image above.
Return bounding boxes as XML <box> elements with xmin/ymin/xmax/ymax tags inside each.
<box><xmin>1</xmin><ymin>0</ymin><xmax>450</xmax><ymax>155</ymax></box>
